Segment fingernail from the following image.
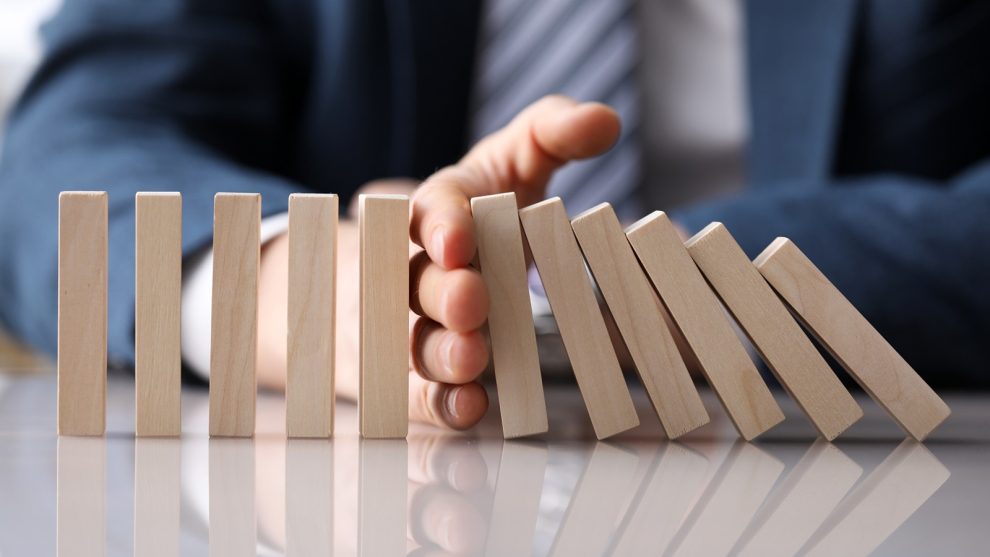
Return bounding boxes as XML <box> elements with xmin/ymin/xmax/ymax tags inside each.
<box><xmin>444</xmin><ymin>386</ymin><xmax>461</xmax><ymax>422</ymax></box>
<box><xmin>431</xmin><ymin>227</ymin><xmax>446</xmax><ymax>263</ymax></box>
<box><xmin>442</xmin><ymin>334</ymin><xmax>457</xmax><ymax>378</ymax></box>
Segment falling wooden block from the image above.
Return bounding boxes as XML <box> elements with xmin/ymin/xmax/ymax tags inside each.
<box><xmin>135</xmin><ymin>192</ymin><xmax>182</xmax><ymax>437</ymax></box>
<box><xmin>626</xmin><ymin>212</ymin><xmax>782</xmax><ymax>440</ymax></box>
<box><xmin>58</xmin><ymin>191</ymin><xmax>108</xmax><ymax>436</ymax></box>
<box><xmin>287</xmin><ymin>194</ymin><xmax>338</xmax><ymax>438</ymax></box>
<box><xmin>359</xmin><ymin>195</ymin><xmax>409</xmax><ymax>439</ymax></box>
<box><xmin>519</xmin><ymin>197</ymin><xmax>638</xmax><ymax>439</ymax></box>
<box><xmin>686</xmin><ymin>223</ymin><xmax>862</xmax><ymax>440</ymax></box>
<box><xmin>572</xmin><ymin>203</ymin><xmax>709</xmax><ymax>439</ymax></box>
<box><xmin>209</xmin><ymin>193</ymin><xmax>260</xmax><ymax>437</ymax></box>
<box><xmin>471</xmin><ymin>192</ymin><xmax>548</xmax><ymax>439</ymax></box>
<box><xmin>755</xmin><ymin>238</ymin><xmax>951</xmax><ymax>440</ymax></box>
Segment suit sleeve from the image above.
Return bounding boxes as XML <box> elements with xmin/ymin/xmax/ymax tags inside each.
<box><xmin>0</xmin><ymin>0</ymin><xmax>300</xmax><ymax>366</ymax></box>
<box><xmin>674</xmin><ymin>162</ymin><xmax>990</xmax><ymax>388</ymax></box>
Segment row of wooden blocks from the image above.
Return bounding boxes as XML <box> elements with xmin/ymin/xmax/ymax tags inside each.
<box><xmin>56</xmin><ymin>191</ymin><xmax>950</xmax><ymax>441</ymax></box>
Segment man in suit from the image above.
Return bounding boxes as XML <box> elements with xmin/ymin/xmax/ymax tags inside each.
<box><xmin>1</xmin><ymin>0</ymin><xmax>988</xmax><ymax>431</ymax></box>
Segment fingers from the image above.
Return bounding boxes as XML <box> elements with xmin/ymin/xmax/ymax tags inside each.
<box><xmin>410</xmin><ymin>95</ymin><xmax>621</xmax><ymax>268</ymax></box>
<box><xmin>410</xmin><ymin>250</ymin><xmax>489</xmax><ymax>332</ymax></box>
<box><xmin>408</xmin><ymin>372</ymin><xmax>489</xmax><ymax>430</ymax></box>
<box><xmin>410</xmin><ymin>318</ymin><xmax>489</xmax><ymax>384</ymax></box>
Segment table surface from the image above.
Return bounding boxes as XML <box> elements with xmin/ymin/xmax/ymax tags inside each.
<box><xmin>0</xmin><ymin>370</ymin><xmax>986</xmax><ymax>557</ymax></box>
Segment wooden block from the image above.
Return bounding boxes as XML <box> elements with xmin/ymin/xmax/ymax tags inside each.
<box><xmin>471</xmin><ymin>193</ymin><xmax>548</xmax><ymax>439</ymax></box>
<box><xmin>359</xmin><ymin>440</ymin><xmax>407</xmax><ymax>556</ymax></box>
<box><xmin>209</xmin><ymin>193</ymin><xmax>260</xmax><ymax>437</ymax></box>
<box><xmin>135</xmin><ymin>192</ymin><xmax>182</xmax><ymax>437</ymax></box>
<box><xmin>733</xmin><ymin>440</ymin><xmax>862</xmax><ymax>557</ymax></box>
<box><xmin>359</xmin><ymin>195</ymin><xmax>409</xmax><ymax>439</ymax></box>
<box><xmin>755</xmin><ymin>238</ymin><xmax>951</xmax><ymax>440</ymax></box>
<box><xmin>518</xmin><ymin>198</ymin><xmax>639</xmax><ymax>439</ymax></box>
<box><xmin>287</xmin><ymin>194</ymin><xmax>338</xmax><ymax>438</ymax></box>
<box><xmin>572</xmin><ymin>203</ymin><xmax>709</xmax><ymax>439</ymax></box>
<box><xmin>802</xmin><ymin>440</ymin><xmax>949</xmax><ymax>556</ymax></box>
<box><xmin>58</xmin><ymin>191</ymin><xmax>108</xmax><ymax>436</ymax></box>
<box><xmin>685</xmin><ymin>223</ymin><xmax>863</xmax><ymax>440</ymax></box>
<box><xmin>134</xmin><ymin>439</ymin><xmax>180</xmax><ymax>557</ymax></box>
<box><xmin>209</xmin><ymin>439</ymin><xmax>256</xmax><ymax>556</ymax></box>
<box><xmin>57</xmin><ymin>437</ymin><xmax>105</xmax><ymax>557</ymax></box>
<box><xmin>626</xmin><ymin>212</ymin><xmax>783</xmax><ymax>440</ymax></box>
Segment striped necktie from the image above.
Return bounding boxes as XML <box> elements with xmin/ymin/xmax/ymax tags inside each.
<box><xmin>471</xmin><ymin>0</ymin><xmax>643</xmax><ymax>219</ymax></box>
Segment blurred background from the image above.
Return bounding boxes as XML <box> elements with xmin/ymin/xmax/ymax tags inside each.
<box><xmin>0</xmin><ymin>0</ymin><xmax>59</xmax><ymax>370</ymax></box>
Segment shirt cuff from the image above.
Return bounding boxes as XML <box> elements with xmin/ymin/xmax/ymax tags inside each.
<box><xmin>180</xmin><ymin>212</ymin><xmax>291</xmax><ymax>379</ymax></box>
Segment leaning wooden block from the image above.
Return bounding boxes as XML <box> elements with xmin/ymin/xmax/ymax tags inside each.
<box><xmin>209</xmin><ymin>193</ymin><xmax>260</xmax><ymax>437</ymax></box>
<box><xmin>626</xmin><ymin>212</ymin><xmax>783</xmax><ymax>440</ymax></box>
<box><xmin>58</xmin><ymin>191</ymin><xmax>108</xmax><ymax>436</ymax></box>
<box><xmin>572</xmin><ymin>203</ymin><xmax>708</xmax><ymax>439</ymax></box>
<box><xmin>359</xmin><ymin>195</ymin><xmax>409</xmax><ymax>438</ymax></box>
<box><xmin>519</xmin><ymin>197</ymin><xmax>638</xmax><ymax>439</ymax></box>
<box><xmin>686</xmin><ymin>223</ymin><xmax>862</xmax><ymax>440</ymax></box>
<box><xmin>135</xmin><ymin>192</ymin><xmax>182</xmax><ymax>437</ymax></box>
<box><xmin>471</xmin><ymin>192</ymin><xmax>548</xmax><ymax>439</ymax></box>
<box><xmin>287</xmin><ymin>194</ymin><xmax>338</xmax><ymax>438</ymax></box>
<box><xmin>755</xmin><ymin>238</ymin><xmax>950</xmax><ymax>440</ymax></box>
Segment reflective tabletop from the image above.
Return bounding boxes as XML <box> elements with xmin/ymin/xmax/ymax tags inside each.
<box><xmin>0</xmin><ymin>371</ymin><xmax>987</xmax><ymax>556</ymax></box>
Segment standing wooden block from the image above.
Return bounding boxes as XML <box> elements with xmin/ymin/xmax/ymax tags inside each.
<box><xmin>685</xmin><ymin>223</ymin><xmax>863</xmax><ymax>440</ymax></box>
<box><xmin>135</xmin><ymin>192</ymin><xmax>182</xmax><ymax>437</ymax></box>
<box><xmin>626</xmin><ymin>212</ymin><xmax>783</xmax><ymax>440</ymax></box>
<box><xmin>209</xmin><ymin>193</ymin><xmax>260</xmax><ymax>437</ymax></box>
<box><xmin>755</xmin><ymin>238</ymin><xmax>951</xmax><ymax>440</ymax></box>
<box><xmin>58</xmin><ymin>191</ymin><xmax>108</xmax><ymax>436</ymax></box>
<box><xmin>572</xmin><ymin>203</ymin><xmax>709</xmax><ymax>439</ymax></box>
<box><xmin>359</xmin><ymin>195</ymin><xmax>409</xmax><ymax>438</ymax></box>
<box><xmin>471</xmin><ymin>192</ymin><xmax>548</xmax><ymax>439</ymax></box>
<box><xmin>287</xmin><ymin>194</ymin><xmax>338</xmax><ymax>438</ymax></box>
<box><xmin>519</xmin><ymin>197</ymin><xmax>638</xmax><ymax>439</ymax></box>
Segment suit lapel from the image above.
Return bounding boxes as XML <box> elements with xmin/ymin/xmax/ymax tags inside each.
<box><xmin>746</xmin><ymin>0</ymin><xmax>859</xmax><ymax>185</ymax></box>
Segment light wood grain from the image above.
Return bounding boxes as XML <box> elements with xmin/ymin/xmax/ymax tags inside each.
<box><xmin>755</xmin><ymin>238</ymin><xmax>951</xmax><ymax>440</ymax></box>
<box><xmin>57</xmin><ymin>191</ymin><xmax>107</xmax><ymax>436</ymax></box>
<box><xmin>626</xmin><ymin>212</ymin><xmax>782</xmax><ymax>440</ymax></box>
<box><xmin>359</xmin><ymin>195</ymin><xmax>409</xmax><ymax>438</ymax></box>
<box><xmin>135</xmin><ymin>192</ymin><xmax>182</xmax><ymax>437</ymax></box>
<box><xmin>686</xmin><ymin>223</ymin><xmax>863</xmax><ymax>440</ymax></box>
<box><xmin>572</xmin><ymin>203</ymin><xmax>709</xmax><ymax>439</ymax></box>
<box><xmin>519</xmin><ymin>197</ymin><xmax>638</xmax><ymax>439</ymax></box>
<box><xmin>471</xmin><ymin>193</ymin><xmax>548</xmax><ymax>439</ymax></box>
<box><xmin>209</xmin><ymin>193</ymin><xmax>260</xmax><ymax>437</ymax></box>
<box><xmin>287</xmin><ymin>194</ymin><xmax>338</xmax><ymax>438</ymax></box>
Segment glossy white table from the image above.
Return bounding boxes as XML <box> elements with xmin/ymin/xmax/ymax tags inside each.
<box><xmin>0</xmin><ymin>371</ymin><xmax>986</xmax><ymax>556</ymax></box>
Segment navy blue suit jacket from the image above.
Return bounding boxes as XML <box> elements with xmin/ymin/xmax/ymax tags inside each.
<box><xmin>1</xmin><ymin>0</ymin><xmax>988</xmax><ymax>386</ymax></box>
